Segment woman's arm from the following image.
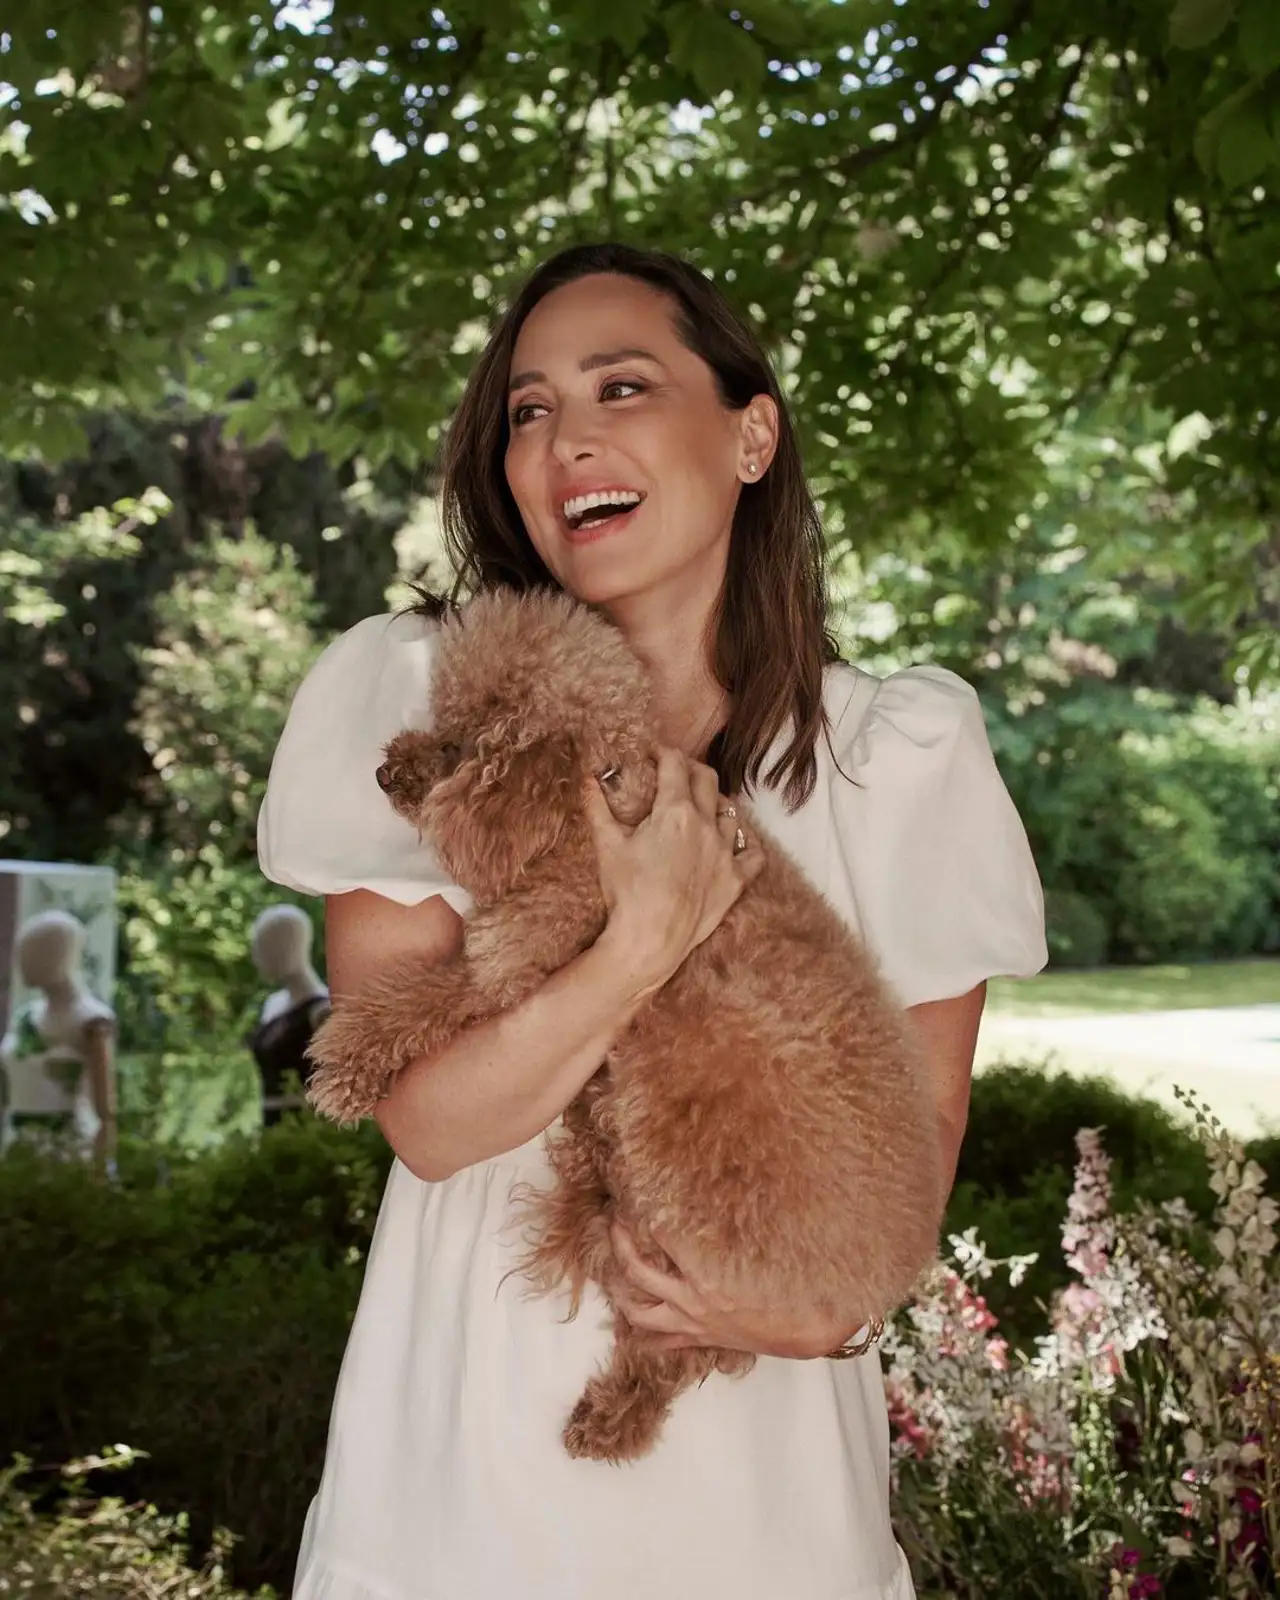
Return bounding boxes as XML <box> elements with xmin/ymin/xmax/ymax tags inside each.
<box><xmin>324</xmin><ymin>752</ymin><xmax>762</xmax><ymax>1183</ymax></box>
<box><xmin>905</xmin><ymin>981</ymin><xmax>986</xmax><ymax>1206</ymax></box>
<box><xmin>327</xmin><ymin>887</ymin><xmax>661</xmax><ymax>1182</ymax></box>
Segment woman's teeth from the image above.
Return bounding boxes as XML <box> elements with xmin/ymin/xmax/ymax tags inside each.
<box><xmin>562</xmin><ymin>490</ymin><xmax>643</xmax><ymax>529</ymax></box>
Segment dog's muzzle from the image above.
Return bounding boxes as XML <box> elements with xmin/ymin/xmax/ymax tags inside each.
<box><xmin>375</xmin><ymin>762</ymin><xmax>394</xmax><ymax>792</ymax></box>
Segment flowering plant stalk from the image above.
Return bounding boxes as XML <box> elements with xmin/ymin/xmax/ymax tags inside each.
<box><xmin>886</xmin><ymin>1091</ymin><xmax>1278</xmax><ymax>1599</ymax></box>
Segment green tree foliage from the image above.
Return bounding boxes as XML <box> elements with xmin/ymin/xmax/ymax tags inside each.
<box><xmin>834</xmin><ymin>406</ymin><xmax>1280</xmax><ymax>965</ymax></box>
<box><xmin>0</xmin><ymin>415</ymin><xmax>406</xmax><ymax>861</ymax></box>
<box><xmin>130</xmin><ymin>527</ymin><xmax>322</xmax><ymax>858</ymax></box>
<box><xmin>2</xmin><ymin>0</ymin><xmax>1276</xmax><ymax>669</ymax></box>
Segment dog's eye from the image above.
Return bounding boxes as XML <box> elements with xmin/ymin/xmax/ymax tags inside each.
<box><xmin>437</xmin><ymin>741</ymin><xmax>462</xmax><ymax>768</ymax></box>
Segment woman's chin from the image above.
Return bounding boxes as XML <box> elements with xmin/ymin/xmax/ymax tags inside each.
<box><xmin>554</xmin><ymin>549</ymin><xmax>653</xmax><ymax>608</ymax></box>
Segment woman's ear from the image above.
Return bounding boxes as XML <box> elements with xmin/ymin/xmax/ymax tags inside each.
<box><xmin>738</xmin><ymin>394</ymin><xmax>780</xmax><ymax>482</ymax></box>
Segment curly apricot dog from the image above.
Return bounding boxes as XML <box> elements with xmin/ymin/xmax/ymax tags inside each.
<box><xmin>308</xmin><ymin>587</ymin><xmax>942</xmax><ymax>1462</ymax></box>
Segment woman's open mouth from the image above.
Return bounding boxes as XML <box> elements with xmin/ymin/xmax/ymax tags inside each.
<box><xmin>560</xmin><ymin>488</ymin><xmax>645</xmax><ymax>542</ymax></box>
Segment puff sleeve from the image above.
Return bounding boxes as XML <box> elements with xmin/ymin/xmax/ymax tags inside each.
<box><xmin>829</xmin><ymin>665</ymin><xmax>1047</xmax><ymax>1009</ymax></box>
<box><xmin>256</xmin><ymin>611</ymin><xmax>473</xmax><ymax>915</ymax></box>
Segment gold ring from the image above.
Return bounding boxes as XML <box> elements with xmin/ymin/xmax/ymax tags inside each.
<box><xmin>719</xmin><ymin>804</ymin><xmax>737</xmax><ymax>820</ymax></box>
<box><xmin>733</xmin><ymin>827</ymin><xmax>747</xmax><ymax>855</ymax></box>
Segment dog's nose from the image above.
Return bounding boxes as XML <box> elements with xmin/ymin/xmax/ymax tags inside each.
<box><xmin>375</xmin><ymin>762</ymin><xmax>394</xmax><ymax>792</ymax></box>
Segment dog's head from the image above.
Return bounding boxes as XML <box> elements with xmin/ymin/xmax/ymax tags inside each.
<box><xmin>378</xmin><ymin>589</ymin><xmax>658</xmax><ymax>902</ymax></box>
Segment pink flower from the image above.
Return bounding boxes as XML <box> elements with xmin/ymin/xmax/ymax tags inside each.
<box><xmin>1056</xmin><ymin>1282</ymin><xmax>1103</xmax><ymax>1324</ymax></box>
<box><xmin>884</xmin><ymin>1379</ymin><xmax>934</xmax><ymax>1460</ymax></box>
<box><xmin>1109</xmin><ymin>1544</ymin><xmax>1161</xmax><ymax>1596</ymax></box>
<box><xmin>1062</xmin><ymin>1127</ymin><xmax>1115</xmax><ymax>1280</ymax></box>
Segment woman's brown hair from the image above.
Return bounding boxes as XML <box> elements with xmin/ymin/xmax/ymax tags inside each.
<box><xmin>419</xmin><ymin>241</ymin><xmax>840</xmax><ymax>808</ymax></box>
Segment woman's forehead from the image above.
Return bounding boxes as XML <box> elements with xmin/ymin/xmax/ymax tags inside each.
<box><xmin>510</xmin><ymin>274</ymin><xmax>680</xmax><ymax>372</ymax></box>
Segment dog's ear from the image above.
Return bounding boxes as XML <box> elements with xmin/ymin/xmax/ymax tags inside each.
<box><xmin>429</xmin><ymin>733</ymin><xmax>578</xmax><ymax>894</ymax></box>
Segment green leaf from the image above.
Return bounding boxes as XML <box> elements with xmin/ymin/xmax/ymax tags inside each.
<box><xmin>1215</xmin><ymin>98</ymin><xmax>1276</xmax><ymax>186</ymax></box>
<box><xmin>1192</xmin><ymin>76</ymin><xmax>1265</xmax><ymax>172</ymax></box>
<box><xmin>1169</xmin><ymin>0</ymin><xmax>1239</xmax><ymax>51</ymax></box>
<box><xmin>561</xmin><ymin>0</ymin><xmax>654</xmax><ymax>51</ymax></box>
<box><xmin>666</xmin><ymin>5</ymin><xmax>765</xmax><ymax>99</ymax></box>
<box><xmin>1237</xmin><ymin>0</ymin><xmax>1280</xmax><ymax>74</ymax></box>
<box><xmin>728</xmin><ymin>0</ymin><xmax>809</xmax><ymax>47</ymax></box>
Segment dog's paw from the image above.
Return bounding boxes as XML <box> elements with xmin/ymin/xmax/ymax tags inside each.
<box><xmin>307</xmin><ymin>1008</ymin><xmax>366</xmax><ymax>1078</ymax></box>
<box><xmin>305</xmin><ymin>1062</ymin><xmax>384</xmax><ymax>1127</ymax></box>
<box><xmin>561</xmin><ymin>1380</ymin><xmax>668</xmax><ymax>1465</ymax></box>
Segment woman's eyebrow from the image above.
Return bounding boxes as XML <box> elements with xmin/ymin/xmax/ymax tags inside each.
<box><xmin>507</xmin><ymin>347</ymin><xmax>661</xmax><ymax>393</ymax></box>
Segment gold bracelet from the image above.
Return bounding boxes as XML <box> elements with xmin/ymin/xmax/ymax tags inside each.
<box><xmin>825</xmin><ymin>1318</ymin><xmax>885</xmax><ymax>1360</ymax></box>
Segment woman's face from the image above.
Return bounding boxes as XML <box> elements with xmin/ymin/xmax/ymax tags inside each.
<box><xmin>504</xmin><ymin>273</ymin><xmax>768</xmax><ymax>612</ymax></box>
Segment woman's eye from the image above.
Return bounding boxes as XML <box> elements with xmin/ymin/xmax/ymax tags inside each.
<box><xmin>600</xmin><ymin>379</ymin><xmax>644</xmax><ymax>402</ymax></box>
<box><xmin>510</xmin><ymin>400</ymin><xmax>547</xmax><ymax>427</ymax></box>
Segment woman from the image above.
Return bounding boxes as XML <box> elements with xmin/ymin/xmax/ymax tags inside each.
<box><xmin>258</xmin><ymin>242</ymin><xmax>1047</xmax><ymax>1600</ymax></box>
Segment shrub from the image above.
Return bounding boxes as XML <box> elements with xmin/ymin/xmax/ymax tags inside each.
<box><xmin>998</xmin><ymin>698</ymin><xmax>1278</xmax><ymax>964</ymax></box>
<box><xmin>0</xmin><ymin>1062</ymin><xmax>1270</xmax><ymax>1593</ymax></box>
<box><xmin>113</xmin><ymin>846</ymin><xmax>324</xmax><ymax>1054</ymax></box>
<box><xmin>1157</xmin><ymin>715</ymin><xmax>1280</xmax><ymax>957</ymax></box>
<box><xmin>959</xmin><ymin>1064</ymin><xmax>1217</xmax><ymax>1208</ymax></box>
<box><xmin>0</xmin><ymin>1116</ymin><xmax>388</xmax><ymax>1594</ymax></box>
<box><xmin>1042</xmin><ymin>888</ymin><xmax>1109</xmax><ymax>968</ymax></box>
<box><xmin>0</xmin><ymin>1450</ymin><xmax>265</xmax><ymax>1600</ymax></box>
<box><xmin>1109</xmin><ymin>771</ymin><xmax>1255</xmax><ymax>963</ymax></box>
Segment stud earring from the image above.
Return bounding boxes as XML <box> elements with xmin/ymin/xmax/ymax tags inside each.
<box><xmin>746</xmin><ymin>462</ymin><xmax>758</xmax><ymax>476</ymax></box>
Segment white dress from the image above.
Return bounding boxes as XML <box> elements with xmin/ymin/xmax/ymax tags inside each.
<box><xmin>258</xmin><ymin>611</ymin><xmax>1048</xmax><ymax>1600</ymax></box>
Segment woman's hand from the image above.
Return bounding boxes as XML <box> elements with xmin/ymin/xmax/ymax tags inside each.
<box><xmin>608</xmin><ymin>1221</ymin><xmax>858</xmax><ymax>1361</ymax></box>
<box><xmin>585</xmin><ymin>747</ymin><xmax>762</xmax><ymax>1000</ymax></box>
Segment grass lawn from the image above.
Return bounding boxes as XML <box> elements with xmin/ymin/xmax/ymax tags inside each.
<box><xmin>987</xmin><ymin>958</ymin><xmax>1279</xmax><ymax>1019</ymax></box>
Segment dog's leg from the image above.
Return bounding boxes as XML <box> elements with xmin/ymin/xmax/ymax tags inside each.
<box><xmin>562</xmin><ymin>1330</ymin><xmax>731</xmax><ymax>1464</ymax></box>
<box><xmin>309</xmin><ymin>841</ymin><xmax>606</xmax><ymax>1127</ymax></box>
<box><xmin>306</xmin><ymin>955</ymin><xmax>487</xmax><ymax>1124</ymax></box>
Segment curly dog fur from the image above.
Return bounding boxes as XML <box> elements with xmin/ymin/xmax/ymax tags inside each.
<box><xmin>308</xmin><ymin>588</ymin><xmax>942</xmax><ymax>1462</ymax></box>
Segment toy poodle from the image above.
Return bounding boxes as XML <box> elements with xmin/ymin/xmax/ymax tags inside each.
<box><xmin>307</xmin><ymin>587</ymin><xmax>942</xmax><ymax>1462</ymax></box>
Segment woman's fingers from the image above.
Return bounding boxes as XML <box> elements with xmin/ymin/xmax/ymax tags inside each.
<box><xmin>613</xmin><ymin>1285</ymin><xmax>695</xmax><ymax>1338</ymax></box>
<box><xmin>687</xmin><ymin>759</ymin><xmax>720</xmax><ymax>820</ymax></box>
<box><xmin>611</xmin><ymin>1220</ymin><xmax>697</xmax><ymax>1316</ymax></box>
<box><xmin>652</xmin><ymin>745</ymin><xmax>693</xmax><ymax>806</ymax></box>
<box><xmin>714</xmin><ymin>796</ymin><xmax>742</xmax><ymax>849</ymax></box>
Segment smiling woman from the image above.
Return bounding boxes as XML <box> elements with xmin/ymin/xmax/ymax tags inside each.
<box><xmin>434</xmin><ymin>243</ymin><xmax>833</xmax><ymax>802</ymax></box>
<box><xmin>256</xmin><ymin>241</ymin><xmax>1048</xmax><ymax>1600</ymax></box>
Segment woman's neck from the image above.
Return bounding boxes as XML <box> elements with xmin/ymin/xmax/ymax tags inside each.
<box><xmin>604</xmin><ymin>588</ymin><xmax>727</xmax><ymax>755</ymax></box>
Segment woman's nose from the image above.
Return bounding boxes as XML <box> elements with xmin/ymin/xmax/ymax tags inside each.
<box><xmin>549</xmin><ymin>402</ymin><xmax>599</xmax><ymax>465</ymax></box>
